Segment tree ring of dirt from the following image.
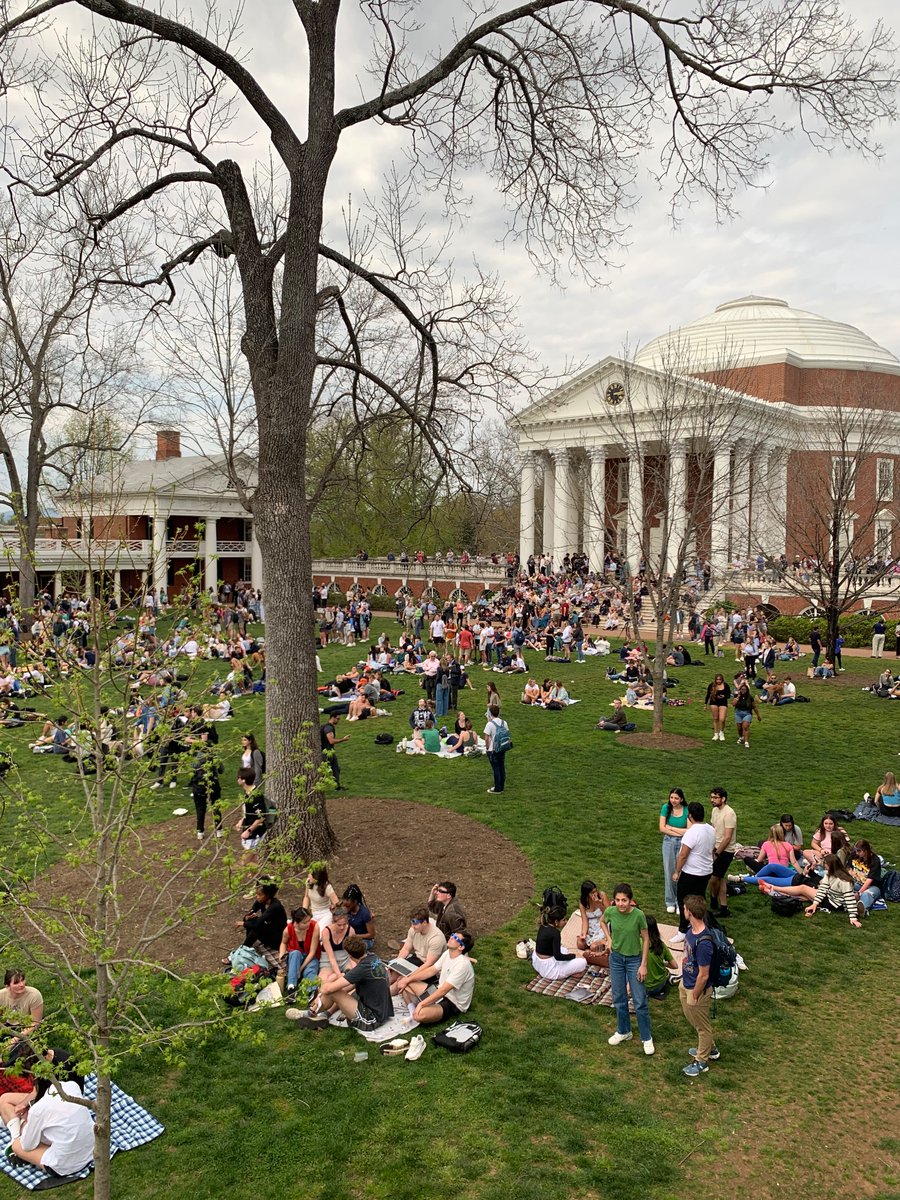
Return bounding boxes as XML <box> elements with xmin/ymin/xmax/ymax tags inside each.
<box><xmin>35</xmin><ymin>796</ymin><xmax>535</xmax><ymax>974</ymax></box>
<box><xmin>621</xmin><ymin>732</ymin><xmax>704</xmax><ymax>751</ymax></box>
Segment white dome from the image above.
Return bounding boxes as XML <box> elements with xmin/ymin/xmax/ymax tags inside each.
<box><xmin>635</xmin><ymin>295</ymin><xmax>899</xmax><ymax>373</ymax></box>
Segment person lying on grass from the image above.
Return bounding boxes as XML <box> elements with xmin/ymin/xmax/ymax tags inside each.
<box><xmin>758</xmin><ymin>855</ymin><xmax>863</xmax><ymax>927</ymax></box>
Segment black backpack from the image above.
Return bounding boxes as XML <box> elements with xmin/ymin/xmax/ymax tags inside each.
<box><xmin>880</xmin><ymin>868</ymin><xmax>900</xmax><ymax>902</ymax></box>
<box><xmin>541</xmin><ymin>885</ymin><xmax>567</xmax><ymax>913</ymax></box>
<box><xmin>696</xmin><ymin>924</ymin><xmax>738</xmax><ymax>987</ymax></box>
<box><xmin>431</xmin><ymin>1021</ymin><xmax>482</xmax><ymax>1053</ymax></box>
<box><xmin>374</xmin><ymin>733</ymin><xmax>394</xmax><ymax>745</ymax></box>
<box><xmin>771</xmin><ymin>894</ymin><xmax>804</xmax><ymax>917</ymax></box>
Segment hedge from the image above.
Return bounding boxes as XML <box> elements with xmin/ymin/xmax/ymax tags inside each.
<box><xmin>768</xmin><ymin>613</ymin><xmax>893</xmax><ymax>648</ymax></box>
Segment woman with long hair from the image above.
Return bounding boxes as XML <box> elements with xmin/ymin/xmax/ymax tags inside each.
<box><xmin>759</xmin><ymin>855</ymin><xmax>862</xmax><ymax>926</ymax></box>
<box><xmin>732</xmin><ymin>679</ymin><xmax>761</xmax><ymax>749</ymax></box>
<box><xmin>704</xmin><ymin>674</ymin><xmax>731</xmax><ymax>741</ymax></box>
<box><xmin>658</xmin><ymin>788</ymin><xmax>688</xmax><ymax>914</ymax></box>
<box><xmin>806</xmin><ymin>813</ymin><xmax>849</xmax><ymax>868</ymax></box>
<box><xmin>643</xmin><ymin>915</ymin><xmax>678</xmax><ymax>999</ymax></box>
<box><xmin>576</xmin><ymin>880</ymin><xmax>610</xmax><ymax>953</ymax></box>
<box><xmin>848</xmin><ymin>840</ymin><xmax>883</xmax><ymax>912</ymax></box>
<box><xmin>531</xmin><ymin>904</ymin><xmax>587</xmax><ymax>981</ymax></box>
<box><xmin>743</xmin><ymin>824</ymin><xmax>801</xmax><ymax>887</ymax></box>
<box><xmin>240</xmin><ymin>732</ymin><xmax>265</xmax><ymax>786</ymax></box>
<box><xmin>303</xmin><ymin>866</ymin><xmax>338</xmax><ymax>930</ymax></box>
<box><xmin>870</xmin><ymin>771</ymin><xmax>900</xmax><ymax>816</ymax></box>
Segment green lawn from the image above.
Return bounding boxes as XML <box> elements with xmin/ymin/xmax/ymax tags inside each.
<box><xmin>1</xmin><ymin>624</ymin><xmax>899</xmax><ymax>1200</ymax></box>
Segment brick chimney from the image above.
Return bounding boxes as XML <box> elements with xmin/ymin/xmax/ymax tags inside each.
<box><xmin>156</xmin><ymin>429</ymin><xmax>181</xmax><ymax>460</ymax></box>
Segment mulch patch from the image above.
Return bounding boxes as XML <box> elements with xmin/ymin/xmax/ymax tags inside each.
<box><xmin>622</xmin><ymin>732</ymin><xmax>704</xmax><ymax>751</ymax></box>
<box><xmin>33</xmin><ymin>795</ymin><xmax>534</xmax><ymax>975</ymax></box>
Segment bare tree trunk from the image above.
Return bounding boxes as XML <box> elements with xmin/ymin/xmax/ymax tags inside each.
<box><xmin>92</xmin><ymin>1070</ymin><xmax>112</xmax><ymax>1200</ymax></box>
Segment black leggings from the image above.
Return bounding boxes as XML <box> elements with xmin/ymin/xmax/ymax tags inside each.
<box><xmin>677</xmin><ymin>871</ymin><xmax>711</xmax><ymax>932</ymax></box>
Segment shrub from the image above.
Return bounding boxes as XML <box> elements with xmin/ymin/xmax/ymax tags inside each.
<box><xmin>768</xmin><ymin>613</ymin><xmax>884</xmax><ymax>648</ymax></box>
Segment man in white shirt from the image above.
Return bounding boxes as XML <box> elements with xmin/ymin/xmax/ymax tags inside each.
<box><xmin>670</xmin><ymin>802</ymin><xmax>717</xmax><ymax>941</ymax></box>
<box><xmin>429</xmin><ymin>617</ymin><xmax>445</xmax><ymax>648</ymax></box>
<box><xmin>0</xmin><ymin>1077</ymin><xmax>94</xmax><ymax>1176</ymax></box>
<box><xmin>406</xmin><ymin>931</ymin><xmax>476</xmax><ymax>1024</ymax></box>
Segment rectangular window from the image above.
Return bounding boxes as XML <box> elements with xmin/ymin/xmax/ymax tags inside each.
<box><xmin>877</xmin><ymin>458</ymin><xmax>894</xmax><ymax>502</ymax></box>
<box><xmin>875</xmin><ymin>523</ymin><xmax>892</xmax><ymax>560</ymax></box>
<box><xmin>617</xmin><ymin>461</ymin><xmax>627</xmax><ymax>503</ymax></box>
<box><xmin>831</xmin><ymin>456</ymin><xmax>854</xmax><ymax>502</ymax></box>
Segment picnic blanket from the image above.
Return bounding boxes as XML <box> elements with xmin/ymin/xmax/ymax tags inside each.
<box><xmin>331</xmin><ymin>996</ymin><xmax>420</xmax><ymax>1042</ymax></box>
<box><xmin>532</xmin><ymin>699</ymin><xmax>581</xmax><ymax>709</ymax></box>
<box><xmin>395</xmin><ymin>736</ymin><xmax>486</xmax><ymax>759</ymax></box>
<box><xmin>853</xmin><ymin>800</ymin><xmax>900</xmax><ymax>827</ymax></box>
<box><xmin>0</xmin><ymin>1078</ymin><xmax>164</xmax><ymax>1191</ymax></box>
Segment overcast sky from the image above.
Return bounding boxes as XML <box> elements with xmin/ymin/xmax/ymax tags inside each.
<box><xmin>233</xmin><ymin>0</ymin><xmax>900</xmax><ymax>379</ymax></box>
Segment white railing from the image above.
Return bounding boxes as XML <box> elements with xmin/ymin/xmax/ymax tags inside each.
<box><xmin>725</xmin><ymin>566</ymin><xmax>900</xmax><ymax>592</ymax></box>
<box><xmin>311</xmin><ymin>557</ymin><xmax>509</xmax><ymax>582</ymax></box>
<box><xmin>216</xmin><ymin>540</ymin><xmax>248</xmax><ymax>554</ymax></box>
<box><xmin>0</xmin><ymin>536</ymin><xmax>153</xmax><ymax>563</ymax></box>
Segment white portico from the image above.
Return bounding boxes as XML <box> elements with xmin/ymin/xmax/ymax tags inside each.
<box><xmin>514</xmin><ymin>355</ymin><xmax>793</xmax><ymax>574</ymax></box>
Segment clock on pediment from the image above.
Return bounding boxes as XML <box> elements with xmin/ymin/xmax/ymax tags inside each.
<box><xmin>605</xmin><ymin>381</ymin><xmax>625</xmax><ymax>406</ymax></box>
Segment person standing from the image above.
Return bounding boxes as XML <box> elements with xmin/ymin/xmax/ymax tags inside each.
<box><xmin>321</xmin><ymin>714</ymin><xmax>349</xmax><ymax>791</ymax></box>
<box><xmin>484</xmin><ymin>703</ymin><xmax>510</xmax><ymax>794</ymax></box>
<box><xmin>670</xmin><ymin>802</ymin><xmax>717</xmax><ymax>942</ymax></box>
<box><xmin>704</xmin><ymin>673</ymin><xmax>731</xmax><ymax>741</ymax></box>
<box><xmin>679</xmin><ymin>894</ymin><xmax>720</xmax><ymax>1077</ymax></box>
<box><xmin>658</xmin><ymin>788</ymin><xmax>688</xmax><ymax>914</ymax></box>
<box><xmin>871</xmin><ymin>616</ymin><xmax>887</xmax><ymax>658</ymax></box>
<box><xmin>708</xmin><ymin>787</ymin><xmax>737</xmax><ymax>918</ymax></box>
<box><xmin>601</xmin><ymin>884</ymin><xmax>654</xmax><ymax>1056</ymax></box>
<box><xmin>809</xmin><ymin>625</ymin><xmax>822</xmax><ymax>668</ymax></box>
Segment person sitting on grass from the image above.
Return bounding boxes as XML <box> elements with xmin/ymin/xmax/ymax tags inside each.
<box><xmin>0</xmin><ymin>1073</ymin><xmax>94</xmax><ymax>1176</ymax></box>
<box><xmin>412</xmin><ymin>717</ymin><xmax>441</xmax><ymax>754</ymax></box>
<box><xmin>300</xmin><ymin>936</ymin><xmax>392</xmax><ymax>1032</ymax></box>
<box><xmin>341</xmin><ymin>884</ymin><xmax>375</xmax><ymax>949</ymax></box>
<box><xmin>866</xmin><ymin>771</ymin><xmax>900</xmax><ymax>816</ymax></box>
<box><xmin>279</xmin><ymin>907</ymin><xmax>321</xmax><ymax>1001</ymax></box>
<box><xmin>531</xmin><ymin>904</ymin><xmax>587</xmax><ymax>981</ymax></box>
<box><xmin>521</xmin><ymin>678</ymin><xmax>541</xmax><ymax>705</ymax></box>
<box><xmin>847</xmin><ymin>839</ymin><xmax>883</xmax><ymax>913</ymax></box>
<box><xmin>388</xmin><ymin>908</ymin><xmax>447</xmax><ymax>994</ymax></box>
<box><xmin>576</xmin><ymin>880</ymin><xmax>610</xmax><ymax>953</ymax></box>
<box><xmin>743</xmin><ymin>823</ymin><xmax>803</xmax><ymax>886</ymax></box>
<box><xmin>407</xmin><ymin>931</ymin><xmax>476</xmax><ymax>1026</ymax></box>
<box><xmin>805</xmin><ymin>812</ymin><xmax>850</xmax><ymax>869</ymax></box>
<box><xmin>644</xmin><ymin>914</ymin><xmax>679</xmax><ymax>1000</ymax></box>
<box><xmin>758</xmin><ymin>855</ymin><xmax>863</xmax><ymax>926</ymax></box>
<box><xmin>597</xmin><ymin>697</ymin><xmax>631</xmax><ymax>731</ymax></box>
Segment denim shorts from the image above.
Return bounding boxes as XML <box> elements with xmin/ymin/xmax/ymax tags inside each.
<box><xmin>734</xmin><ymin>709</ymin><xmax>751</xmax><ymax>723</ymax></box>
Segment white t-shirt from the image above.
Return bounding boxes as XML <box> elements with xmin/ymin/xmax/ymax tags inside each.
<box><xmin>435</xmin><ymin>950</ymin><xmax>475</xmax><ymax>1011</ymax></box>
<box><xmin>681</xmin><ymin>822</ymin><xmax>717</xmax><ymax>875</ymax></box>
<box><xmin>20</xmin><ymin>1081</ymin><xmax>94</xmax><ymax>1175</ymax></box>
<box><xmin>783</xmin><ymin>681</ymin><xmax>796</xmax><ymax>699</ymax></box>
<box><xmin>430</xmin><ymin>619</ymin><xmax>445</xmax><ymax>639</ymax></box>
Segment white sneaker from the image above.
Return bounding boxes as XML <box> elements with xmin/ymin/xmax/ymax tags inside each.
<box><xmin>643</xmin><ymin>1039</ymin><xmax>655</xmax><ymax>1056</ymax></box>
<box><xmin>169</xmin><ymin>781</ymin><xmax>178</xmax><ymax>789</ymax></box>
<box><xmin>405</xmin><ymin>1034</ymin><xmax>426</xmax><ymax>1061</ymax></box>
<box><xmin>150</xmin><ymin>781</ymin><xmax>162</xmax><ymax>790</ymax></box>
<box><xmin>668</xmin><ymin>933</ymin><xmax>685</xmax><ymax>947</ymax></box>
<box><xmin>515</xmin><ymin>940</ymin><xmax>528</xmax><ymax>959</ymax></box>
<box><xmin>863</xmin><ymin>792</ymin><xmax>871</xmax><ymax>803</ymax></box>
<box><xmin>666</xmin><ymin>905</ymin><xmax>676</xmax><ymax>914</ymax></box>
<box><xmin>524</xmin><ymin>938</ymin><xmax>536</xmax><ymax>953</ymax></box>
<box><xmin>719</xmin><ymin>731</ymin><xmax>725</xmax><ymax>741</ymax></box>
<box><xmin>215</xmin><ymin>830</ymin><xmax>225</xmax><ymax>838</ymax></box>
<box><xmin>196</xmin><ymin>831</ymin><xmax>204</xmax><ymax>840</ymax></box>
<box><xmin>711</xmin><ymin>733</ymin><xmax>718</xmax><ymax>741</ymax></box>
<box><xmin>607</xmin><ymin>1031</ymin><xmax>633</xmax><ymax>1046</ymax></box>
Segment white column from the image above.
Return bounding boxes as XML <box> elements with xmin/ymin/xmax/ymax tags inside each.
<box><xmin>748</xmin><ymin>441</ymin><xmax>768</xmax><ymax>556</ymax></box>
<box><xmin>585</xmin><ymin>447</ymin><xmax>606</xmax><ymax>572</ymax></box>
<box><xmin>766</xmin><ymin>448</ymin><xmax>789</xmax><ymax>556</ymax></box>
<box><xmin>204</xmin><ymin>516</ymin><xmax>218</xmax><ymax>596</ymax></box>
<box><xmin>151</xmin><ymin>513</ymin><xmax>167</xmax><ymax>596</ymax></box>
<box><xmin>732</xmin><ymin>440</ymin><xmax>753</xmax><ymax>560</ymax></box>
<box><xmin>53</xmin><ymin>571</ymin><xmax>62</xmax><ymax>600</ymax></box>
<box><xmin>625</xmin><ymin>451</ymin><xmax>644</xmax><ymax>572</ymax></box>
<box><xmin>518</xmin><ymin>451</ymin><xmax>537</xmax><ymax>563</ymax></box>
<box><xmin>552</xmin><ymin>448</ymin><xmax>571</xmax><ymax>560</ymax></box>
<box><xmin>113</xmin><ymin>569</ymin><xmax>122</xmax><ymax>606</ymax></box>
<box><xmin>710</xmin><ymin>445</ymin><xmax>733</xmax><ymax>575</ymax></box>
<box><xmin>541</xmin><ymin>452</ymin><xmax>556</xmax><ymax>559</ymax></box>
<box><xmin>666</xmin><ymin>441</ymin><xmax>688</xmax><ymax>576</ymax></box>
<box><xmin>250</xmin><ymin>522</ymin><xmax>263</xmax><ymax>590</ymax></box>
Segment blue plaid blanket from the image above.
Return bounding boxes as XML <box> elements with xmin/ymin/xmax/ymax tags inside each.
<box><xmin>0</xmin><ymin>1078</ymin><xmax>164</xmax><ymax>1190</ymax></box>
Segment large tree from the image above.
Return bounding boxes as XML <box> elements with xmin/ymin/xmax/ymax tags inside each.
<box><xmin>0</xmin><ymin>0</ymin><xmax>896</xmax><ymax>856</ymax></box>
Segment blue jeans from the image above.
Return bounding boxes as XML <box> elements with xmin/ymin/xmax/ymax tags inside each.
<box><xmin>609</xmin><ymin>951</ymin><xmax>652</xmax><ymax>1042</ymax></box>
<box><xmin>286</xmin><ymin>952</ymin><xmax>320</xmax><ymax>989</ymax></box>
<box><xmin>576</xmin><ymin>642</ymin><xmax>585</xmax><ymax>662</ymax></box>
<box><xmin>854</xmin><ymin>884</ymin><xmax>881</xmax><ymax>911</ymax></box>
<box><xmin>662</xmin><ymin>835</ymin><xmax>681</xmax><ymax>908</ymax></box>
<box><xmin>746</xmin><ymin>863</ymin><xmax>795</xmax><ymax>885</ymax></box>
<box><xmin>435</xmin><ymin>682</ymin><xmax>450</xmax><ymax>718</ymax></box>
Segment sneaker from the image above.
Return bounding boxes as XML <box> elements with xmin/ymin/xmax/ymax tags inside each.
<box><xmin>863</xmin><ymin>792</ymin><xmax>871</xmax><ymax>803</ymax></box>
<box><xmin>872</xmin><ymin>899</ymin><xmax>888</xmax><ymax>911</ymax></box>
<box><xmin>169</xmin><ymin>780</ymin><xmax>178</xmax><ymax>789</ymax></box>
<box><xmin>380</xmin><ymin>1039</ymin><xmax>409</xmax><ymax>1056</ymax></box>
<box><xmin>668</xmin><ymin>932</ymin><xmax>685</xmax><ymax>947</ymax></box>
<box><xmin>665</xmin><ymin>905</ymin><xmax>676</xmax><ymax>914</ymax></box>
<box><xmin>642</xmin><ymin>1039</ymin><xmax>655</xmax><ymax>1056</ymax></box>
<box><xmin>298</xmin><ymin>1013</ymin><xmax>329</xmax><ymax>1030</ymax></box>
<box><xmin>405</xmin><ymin>1034</ymin><xmax>426</xmax><ymax>1061</ymax></box>
<box><xmin>682</xmin><ymin>1061</ymin><xmax>709</xmax><ymax>1077</ymax></box>
<box><xmin>215</xmin><ymin>830</ymin><xmax>225</xmax><ymax>838</ymax></box>
<box><xmin>711</xmin><ymin>733</ymin><xmax>718</xmax><ymax>741</ymax></box>
<box><xmin>487</xmin><ymin>788</ymin><xmax>497</xmax><ymax>794</ymax></box>
<box><xmin>718</xmin><ymin>731</ymin><xmax>725</xmax><ymax>741</ymax></box>
<box><xmin>689</xmin><ymin>1046</ymin><xmax>721</xmax><ymax>1061</ymax></box>
<box><xmin>607</xmin><ymin>1031</ymin><xmax>633</xmax><ymax>1046</ymax></box>
<box><xmin>150</xmin><ymin>781</ymin><xmax>162</xmax><ymax>790</ymax></box>
<box><xmin>196</xmin><ymin>831</ymin><xmax>204</xmax><ymax>840</ymax></box>
<box><xmin>743</xmin><ymin>740</ymin><xmax>749</xmax><ymax>749</ymax></box>
<box><xmin>515</xmin><ymin>940</ymin><xmax>528</xmax><ymax>959</ymax></box>
<box><xmin>718</xmin><ymin>907</ymin><xmax>731</xmax><ymax>919</ymax></box>
<box><xmin>525</xmin><ymin>938</ymin><xmax>536</xmax><ymax>953</ymax></box>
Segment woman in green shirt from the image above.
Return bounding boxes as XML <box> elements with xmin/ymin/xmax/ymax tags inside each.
<box><xmin>601</xmin><ymin>884</ymin><xmax>654</xmax><ymax>1055</ymax></box>
<box><xmin>643</xmin><ymin>915</ymin><xmax>678</xmax><ymax>998</ymax></box>
<box><xmin>659</xmin><ymin>788</ymin><xmax>689</xmax><ymax>913</ymax></box>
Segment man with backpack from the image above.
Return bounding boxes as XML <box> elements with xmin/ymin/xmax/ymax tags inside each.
<box><xmin>484</xmin><ymin>704</ymin><xmax>511</xmax><ymax>794</ymax></box>
<box><xmin>679</xmin><ymin>895</ymin><xmax>722</xmax><ymax>1077</ymax></box>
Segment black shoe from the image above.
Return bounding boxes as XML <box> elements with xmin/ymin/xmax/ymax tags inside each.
<box><xmin>718</xmin><ymin>907</ymin><xmax>731</xmax><ymax>919</ymax></box>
